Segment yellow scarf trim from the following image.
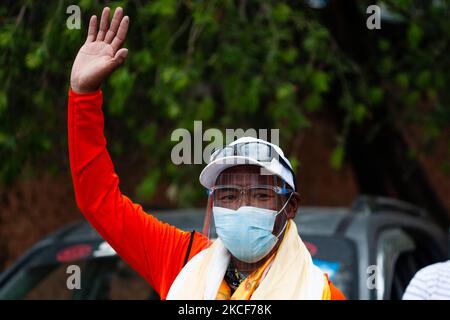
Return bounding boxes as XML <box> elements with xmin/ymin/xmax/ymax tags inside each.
<box><xmin>216</xmin><ymin>222</ymin><xmax>331</xmax><ymax>300</ymax></box>
<box><xmin>167</xmin><ymin>219</ymin><xmax>331</xmax><ymax>300</ymax></box>
<box><xmin>216</xmin><ymin>252</ymin><xmax>276</xmax><ymax>300</ymax></box>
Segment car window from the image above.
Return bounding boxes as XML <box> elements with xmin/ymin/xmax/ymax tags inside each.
<box><xmin>24</xmin><ymin>262</ymin><xmax>87</xmax><ymax>299</ymax></box>
<box><xmin>109</xmin><ymin>260</ymin><xmax>157</xmax><ymax>300</ymax></box>
<box><xmin>4</xmin><ymin>257</ymin><xmax>156</xmax><ymax>300</ymax></box>
<box><xmin>302</xmin><ymin>235</ymin><xmax>358</xmax><ymax>300</ymax></box>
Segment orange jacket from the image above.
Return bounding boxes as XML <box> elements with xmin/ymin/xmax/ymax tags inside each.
<box><xmin>68</xmin><ymin>88</ymin><xmax>345</xmax><ymax>300</ymax></box>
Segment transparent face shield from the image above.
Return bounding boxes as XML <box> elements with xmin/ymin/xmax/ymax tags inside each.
<box><xmin>202</xmin><ymin>172</ymin><xmax>294</xmax><ymax>241</ymax></box>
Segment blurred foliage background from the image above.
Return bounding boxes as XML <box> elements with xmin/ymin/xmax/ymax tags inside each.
<box><xmin>0</xmin><ymin>0</ymin><xmax>449</xmax><ymax>222</ymax></box>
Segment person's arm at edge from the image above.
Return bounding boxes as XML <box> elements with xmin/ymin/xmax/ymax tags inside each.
<box><xmin>68</xmin><ymin>87</ymin><xmax>210</xmax><ymax>298</ymax></box>
<box><xmin>402</xmin><ymin>265</ymin><xmax>436</xmax><ymax>300</ymax></box>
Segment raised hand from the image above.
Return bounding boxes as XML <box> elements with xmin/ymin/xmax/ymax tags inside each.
<box><xmin>70</xmin><ymin>7</ymin><xmax>129</xmax><ymax>94</ymax></box>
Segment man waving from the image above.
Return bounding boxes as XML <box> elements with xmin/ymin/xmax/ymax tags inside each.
<box><xmin>68</xmin><ymin>7</ymin><xmax>345</xmax><ymax>300</ymax></box>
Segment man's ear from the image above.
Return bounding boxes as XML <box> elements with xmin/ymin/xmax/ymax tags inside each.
<box><xmin>286</xmin><ymin>192</ymin><xmax>300</xmax><ymax>219</ymax></box>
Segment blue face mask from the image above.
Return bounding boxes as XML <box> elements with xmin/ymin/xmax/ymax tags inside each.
<box><xmin>213</xmin><ymin>200</ymin><xmax>290</xmax><ymax>263</ymax></box>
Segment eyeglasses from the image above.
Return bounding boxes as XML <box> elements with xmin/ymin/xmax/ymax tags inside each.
<box><xmin>209</xmin><ymin>184</ymin><xmax>293</xmax><ymax>209</ymax></box>
<box><xmin>210</xmin><ymin>141</ymin><xmax>297</xmax><ymax>190</ymax></box>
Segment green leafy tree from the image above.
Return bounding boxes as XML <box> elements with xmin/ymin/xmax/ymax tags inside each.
<box><xmin>1</xmin><ymin>1</ymin><xmax>449</xmax><ymax>221</ymax></box>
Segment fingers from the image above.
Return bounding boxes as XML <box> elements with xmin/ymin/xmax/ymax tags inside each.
<box><xmin>108</xmin><ymin>48</ymin><xmax>129</xmax><ymax>71</ymax></box>
<box><xmin>111</xmin><ymin>16</ymin><xmax>129</xmax><ymax>52</ymax></box>
<box><xmin>90</xmin><ymin>6</ymin><xmax>129</xmax><ymax>53</ymax></box>
<box><xmin>96</xmin><ymin>7</ymin><xmax>110</xmax><ymax>41</ymax></box>
<box><xmin>112</xmin><ymin>48</ymin><xmax>129</xmax><ymax>65</ymax></box>
<box><xmin>104</xmin><ymin>7</ymin><xmax>123</xmax><ymax>44</ymax></box>
<box><xmin>86</xmin><ymin>15</ymin><xmax>97</xmax><ymax>43</ymax></box>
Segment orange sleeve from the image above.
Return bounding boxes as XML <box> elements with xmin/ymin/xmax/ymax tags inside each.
<box><xmin>329</xmin><ymin>280</ymin><xmax>346</xmax><ymax>300</ymax></box>
<box><xmin>68</xmin><ymin>88</ymin><xmax>210</xmax><ymax>299</ymax></box>
<box><xmin>323</xmin><ymin>273</ymin><xmax>346</xmax><ymax>300</ymax></box>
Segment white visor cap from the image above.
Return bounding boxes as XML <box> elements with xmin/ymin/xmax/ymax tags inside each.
<box><xmin>199</xmin><ymin>136</ymin><xmax>296</xmax><ymax>191</ymax></box>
